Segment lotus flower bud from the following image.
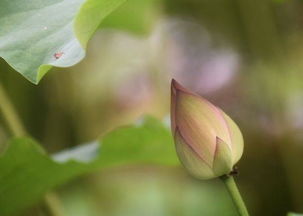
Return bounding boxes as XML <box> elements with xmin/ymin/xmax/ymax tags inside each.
<box><xmin>171</xmin><ymin>79</ymin><xmax>244</xmax><ymax>179</ymax></box>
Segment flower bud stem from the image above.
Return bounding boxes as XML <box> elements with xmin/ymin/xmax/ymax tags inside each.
<box><xmin>220</xmin><ymin>175</ymin><xmax>249</xmax><ymax>216</ymax></box>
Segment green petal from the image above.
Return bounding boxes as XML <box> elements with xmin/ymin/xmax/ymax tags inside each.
<box><xmin>222</xmin><ymin>112</ymin><xmax>244</xmax><ymax>164</ymax></box>
<box><xmin>174</xmin><ymin>129</ymin><xmax>215</xmax><ymax>180</ymax></box>
<box><xmin>213</xmin><ymin>137</ymin><xmax>233</xmax><ymax>177</ymax></box>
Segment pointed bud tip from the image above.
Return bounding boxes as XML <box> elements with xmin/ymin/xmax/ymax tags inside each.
<box><xmin>171</xmin><ymin>79</ymin><xmax>177</xmax><ymax>96</ymax></box>
<box><xmin>216</xmin><ymin>136</ymin><xmax>224</xmax><ymax>144</ymax></box>
<box><xmin>171</xmin><ymin>79</ymin><xmax>178</xmax><ymax>87</ymax></box>
<box><xmin>171</xmin><ymin>79</ymin><xmax>192</xmax><ymax>95</ymax></box>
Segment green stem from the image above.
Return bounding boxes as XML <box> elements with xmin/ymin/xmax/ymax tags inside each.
<box><xmin>0</xmin><ymin>83</ymin><xmax>64</xmax><ymax>216</ymax></box>
<box><xmin>0</xmin><ymin>83</ymin><xmax>26</xmax><ymax>136</ymax></box>
<box><xmin>220</xmin><ymin>175</ymin><xmax>249</xmax><ymax>216</ymax></box>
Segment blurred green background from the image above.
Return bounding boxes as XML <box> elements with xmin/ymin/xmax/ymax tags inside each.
<box><xmin>1</xmin><ymin>0</ymin><xmax>303</xmax><ymax>215</ymax></box>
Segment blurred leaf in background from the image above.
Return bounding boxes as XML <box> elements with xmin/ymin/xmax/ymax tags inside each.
<box><xmin>288</xmin><ymin>213</ymin><xmax>303</xmax><ymax>216</ymax></box>
<box><xmin>59</xmin><ymin>168</ymin><xmax>238</xmax><ymax>216</ymax></box>
<box><xmin>101</xmin><ymin>0</ymin><xmax>163</xmax><ymax>35</ymax></box>
<box><xmin>0</xmin><ymin>117</ymin><xmax>178</xmax><ymax>216</ymax></box>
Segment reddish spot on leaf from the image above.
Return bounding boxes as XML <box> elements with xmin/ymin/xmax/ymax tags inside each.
<box><xmin>54</xmin><ymin>52</ymin><xmax>64</xmax><ymax>59</ymax></box>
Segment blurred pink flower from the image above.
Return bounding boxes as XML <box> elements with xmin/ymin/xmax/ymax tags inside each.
<box><xmin>158</xmin><ymin>19</ymin><xmax>241</xmax><ymax>94</ymax></box>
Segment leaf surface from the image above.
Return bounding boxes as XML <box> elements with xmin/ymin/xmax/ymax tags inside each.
<box><xmin>0</xmin><ymin>117</ymin><xmax>178</xmax><ymax>215</ymax></box>
<box><xmin>0</xmin><ymin>0</ymin><xmax>126</xmax><ymax>83</ymax></box>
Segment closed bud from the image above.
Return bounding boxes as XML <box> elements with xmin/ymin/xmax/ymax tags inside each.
<box><xmin>171</xmin><ymin>79</ymin><xmax>244</xmax><ymax>179</ymax></box>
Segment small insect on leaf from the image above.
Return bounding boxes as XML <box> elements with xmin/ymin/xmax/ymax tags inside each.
<box><xmin>54</xmin><ymin>52</ymin><xmax>64</xmax><ymax>59</ymax></box>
